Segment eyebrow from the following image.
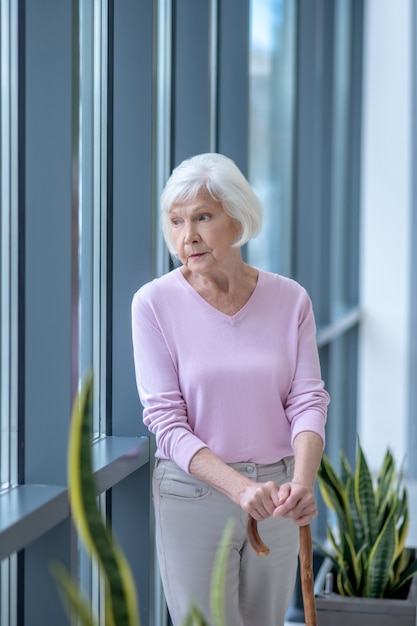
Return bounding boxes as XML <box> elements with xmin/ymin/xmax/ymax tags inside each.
<box><xmin>169</xmin><ymin>203</ymin><xmax>215</xmax><ymax>214</ymax></box>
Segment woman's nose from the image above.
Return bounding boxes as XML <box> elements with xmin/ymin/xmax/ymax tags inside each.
<box><xmin>184</xmin><ymin>222</ymin><xmax>200</xmax><ymax>243</ymax></box>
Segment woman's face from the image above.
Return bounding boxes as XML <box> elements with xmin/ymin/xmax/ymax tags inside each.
<box><xmin>169</xmin><ymin>189</ymin><xmax>241</xmax><ymax>272</ymax></box>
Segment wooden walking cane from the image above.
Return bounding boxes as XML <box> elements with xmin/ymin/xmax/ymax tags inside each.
<box><xmin>247</xmin><ymin>516</ymin><xmax>318</xmax><ymax>626</ymax></box>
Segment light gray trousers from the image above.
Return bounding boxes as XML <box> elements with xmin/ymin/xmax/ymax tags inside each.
<box><xmin>152</xmin><ymin>457</ymin><xmax>299</xmax><ymax>626</ymax></box>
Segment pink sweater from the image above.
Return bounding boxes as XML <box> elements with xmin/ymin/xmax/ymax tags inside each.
<box><xmin>132</xmin><ymin>268</ymin><xmax>329</xmax><ymax>473</ymax></box>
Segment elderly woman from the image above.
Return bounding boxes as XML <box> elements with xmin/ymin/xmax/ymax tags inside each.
<box><xmin>131</xmin><ymin>153</ymin><xmax>329</xmax><ymax>626</ymax></box>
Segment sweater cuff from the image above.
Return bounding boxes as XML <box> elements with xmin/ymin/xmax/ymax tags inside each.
<box><xmin>290</xmin><ymin>412</ymin><xmax>326</xmax><ymax>449</ymax></box>
<box><xmin>172</xmin><ymin>433</ymin><xmax>210</xmax><ymax>474</ymax></box>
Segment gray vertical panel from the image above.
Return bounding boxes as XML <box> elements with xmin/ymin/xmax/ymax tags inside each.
<box><xmin>112</xmin><ymin>0</ymin><xmax>153</xmax><ymax>437</ymax></box>
<box><xmin>345</xmin><ymin>0</ymin><xmax>363</xmax><ymax>306</ymax></box>
<box><xmin>217</xmin><ymin>0</ymin><xmax>250</xmax><ymax>175</ymax></box>
<box><xmin>0</xmin><ymin>0</ymin><xmax>2</xmax><ymax>472</ymax></box>
<box><xmin>24</xmin><ymin>520</ymin><xmax>72</xmax><ymax>626</ymax></box>
<box><xmin>408</xmin><ymin>0</ymin><xmax>417</xmax><ymax>478</ymax></box>
<box><xmin>24</xmin><ymin>0</ymin><xmax>72</xmax><ymax>485</ymax></box>
<box><xmin>23</xmin><ymin>1</ymin><xmax>74</xmax><ymax>620</ymax></box>
<box><xmin>111</xmin><ymin>1</ymin><xmax>154</xmax><ymax>618</ymax></box>
<box><xmin>111</xmin><ymin>467</ymin><xmax>151</xmax><ymax>625</ymax></box>
<box><xmin>342</xmin><ymin>0</ymin><xmax>363</xmax><ymax>458</ymax></box>
<box><xmin>293</xmin><ymin>0</ymin><xmax>333</xmax><ymax>319</ymax></box>
<box><xmin>172</xmin><ymin>0</ymin><xmax>210</xmax><ymax>165</ymax></box>
<box><xmin>293</xmin><ymin>0</ymin><xmax>321</xmax><ymax>292</ymax></box>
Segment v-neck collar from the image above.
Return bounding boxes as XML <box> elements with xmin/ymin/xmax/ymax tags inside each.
<box><xmin>174</xmin><ymin>267</ymin><xmax>262</xmax><ymax>325</ymax></box>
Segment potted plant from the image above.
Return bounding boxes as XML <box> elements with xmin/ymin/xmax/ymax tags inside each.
<box><xmin>314</xmin><ymin>440</ymin><xmax>417</xmax><ymax>626</ymax></box>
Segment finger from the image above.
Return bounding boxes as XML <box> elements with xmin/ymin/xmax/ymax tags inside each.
<box><xmin>275</xmin><ymin>500</ymin><xmax>318</xmax><ymax>524</ymax></box>
<box><xmin>275</xmin><ymin>482</ymin><xmax>291</xmax><ymax>504</ymax></box>
<box><xmin>273</xmin><ymin>494</ymin><xmax>315</xmax><ymax>520</ymax></box>
<box><xmin>249</xmin><ymin>484</ymin><xmax>280</xmax><ymax>516</ymax></box>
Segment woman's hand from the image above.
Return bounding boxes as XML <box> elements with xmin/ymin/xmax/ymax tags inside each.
<box><xmin>272</xmin><ymin>481</ymin><xmax>318</xmax><ymax>526</ymax></box>
<box><xmin>188</xmin><ymin>446</ymin><xmax>319</xmax><ymax>526</ymax></box>
<box><xmin>239</xmin><ymin>479</ymin><xmax>318</xmax><ymax>526</ymax></box>
<box><xmin>239</xmin><ymin>480</ymin><xmax>281</xmax><ymax>521</ymax></box>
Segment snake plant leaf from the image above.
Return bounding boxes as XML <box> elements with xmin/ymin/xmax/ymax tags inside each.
<box><xmin>182</xmin><ymin>605</ymin><xmax>211</xmax><ymax>626</ymax></box>
<box><xmin>210</xmin><ymin>519</ymin><xmax>234</xmax><ymax>626</ymax></box>
<box><xmin>354</xmin><ymin>443</ymin><xmax>377</xmax><ymax>546</ymax></box>
<box><xmin>50</xmin><ymin>562</ymin><xmax>98</xmax><ymax>626</ymax></box>
<box><xmin>376</xmin><ymin>449</ymin><xmax>395</xmax><ymax>511</ymax></box>
<box><xmin>340</xmin><ymin>529</ymin><xmax>362</xmax><ymax>594</ymax></box>
<box><xmin>68</xmin><ymin>372</ymin><xmax>140</xmax><ymax>626</ymax></box>
<box><xmin>395</xmin><ymin>492</ymin><xmax>409</xmax><ymax>557</ymax></box>
<box><xmin>389</xmin><ymin>553</ymin><xmax>417</xmax><ymax>596</ymax></box>
<box><xmin>346</xmin><ymin>474</ymin><xmax>363</xmax><ymax>549</ymax></box>
<box><xmin>325</xmin><ymin>524</ymin><xmax>344</xmax><ymax>564</ymax></box>
<box><xmin>396</xmin><ymin>493</ymin><xmax>410</xmax><ymax>557</ymax></box>
<box><xmin>336</xmin><ymin>559</ymin><xmax>356</xmax><ymax>597</ymax></box>
<box><xmin>340</xmin><ymin>451</ymin><xmax>353</xmax><ymax>486</ymax></box>
<box><xmin>317</xmin><ymin>455</ymin><xmax>353</xmax><ymax>538</ymax></box>
<box><xmin>313</xmin><ymin>524</ymin><xmax>341</xmax><ymax>573</ymax></box>
<box><xmin>365</xmin><ymin>510</ymin><xmax>397</xmax><ymax>597</ymax></box>
<box><xmin>390</xmin><ymin>547</ymin><xmax>412</xmax><ymax>592</ymax></box>
<box><xmin>181</xmin><ymin>519</ymin><xmax>234</xmax><ymax>626</ymax></box>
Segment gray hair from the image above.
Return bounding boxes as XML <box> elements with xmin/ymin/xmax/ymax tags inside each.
<box><xmin>160</xmin><ymin>153</ymin><xmax>262</xmax><ymax>257</ymax></box>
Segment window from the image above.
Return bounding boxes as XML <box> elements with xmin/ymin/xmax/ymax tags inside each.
<box><xmin>0</xmin><ymin>1</ymin><xmax>366</xmax><ymax>623</ymax></box>
<box><xmin>1</xmin><ymin>2</ymin><xmax>151</xmax><ymax>622</ymax></box>
<box><xmin>248</xmin><ymin>0</ymin><xmax>297</xmax><ymax>275</ymax></box>
<box><xmin>248</xmin><ymin>0</ymin><xmax>363</xmax><ymax>495</ymax></box>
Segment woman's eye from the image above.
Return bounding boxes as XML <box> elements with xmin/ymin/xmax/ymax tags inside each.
<box><xmin>171</xmin><ymin>218</ymin><xmax>182</xmax><ymax>226</ymax></box>
<box><xmin>199</xmin><ymin>214</ymin><xmax>210</xmax><ymax>221</ymax></box>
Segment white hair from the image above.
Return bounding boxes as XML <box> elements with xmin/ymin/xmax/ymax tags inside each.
<box><xmin>160</xmin><ymin>153</ymin><xmax>262</xmax><ymax>257</ymax></box>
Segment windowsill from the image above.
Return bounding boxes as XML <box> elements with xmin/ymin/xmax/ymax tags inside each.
<box><xmin>0</xmin><ymin>435</ymin><xmax>149</xmax><ymax>561</ymax></box>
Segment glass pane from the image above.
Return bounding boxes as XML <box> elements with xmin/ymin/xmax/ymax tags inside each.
<box><xmin>247</xmin><ymin>0</ymin><xmax>297</xmax><ymax>275</ymax></box>
<box><xmin>0</xmin><ymin>557</ymin><xmax>17</xmax><ymax>625</ymax></box>
<box><xmin>79</xmin><ymin>0</ymin><xmax>94</xmax><ymax>393</ymax></box>
<box><xmin>1</xmin><ymin>3</ymin><xmax>19</xmax><ymax>622</ymax></box>
<box><xmin>331</xmin><ymin>0</ymin><xmax>354</xmax><ymax>318</ymax></box>
<box><xmin>77</xmin><ymin>2</ymin><xmax>108</xmax><ymax>622</ymax></box>
<box><xmin>1</xmin><ymin>0</ymin><xmax>18</xmax><ymax>491</ymax></box>
<box><xmin>79</xmin><ymin>0</ymin><xmax>108</xmax><ymax>438</ymax></box>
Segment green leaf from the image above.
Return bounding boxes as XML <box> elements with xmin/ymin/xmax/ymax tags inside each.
<box><xmin>68</xmin><ymin>373</ymin><xmax>140</xmax><ymax>626</ymax></box>
<box><xmin>395</xmin><ymin>490</ymin><xmax>409</xmax><ymax>556</ymax></box>
<box><xmin>375</xmin><ymin>449</ymin><xmax>395</xmax><ymax>512</ymax></box>
<box><xmin>326</xmin><ymin>524</ymin><xmax>345</xmax><ymax>566</ymax></box>
<box><xmin>389</xmin><ymin>554</ymin><xmax>417</xmax><ymax>596</ymax></box>
<box><xmin>340</xmin><ymin>451</ymin><xmax>353</xmax><ymax>486</ymax></box>
<box><xmin>346</xmin><ymin>475</ymin><xmax>363</xmax><ymax>549</ymax></box>
<box><xmin>354</xmin><ymin>443</ymin><xmax>377</xmax><ymax>546</ymax></box>
<box><xmin>318</xmin><ymin>455</ymin><xmax>353</xmax><ymax>538</ymax></box>
<box><xmin>50</xmin><ymin>562</ymin><xmax>98</xmax><ymax>626</ymax></box>
<box><xmin>365</xmin><ymin>512</ymin><xmax>397</xmax><ymax>597</ymax></box>
<box><xmin>339</xmin><ymin>529</ymin><xmax>362</xmax><ymax>594</ymax></box>
<box><xmin>182</xmin><ymin>605</ymin><xmax>211</xmax><ymax>626</ymax></box>
<box><xmin>210</xmin><ymin>519</ymin><xmax>234</xmax><ymax>626</ymax></box>
<box><xmin>313</xmin><ymin>538</ymin><xmax>339</xmax><ymax>570</ymax></box>
<box><xmin>336</xmin><ymin>561</ymin><xmax>356</xmax><ymax>597</ymax></box>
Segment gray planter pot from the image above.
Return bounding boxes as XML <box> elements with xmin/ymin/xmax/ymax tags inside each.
<box><xmin>314</xmin><ymin>559</ymin><xmax>417</xmax><ymax>626</ymax></box>
<box><xmin>315</xmin><ymin>591</ymin><xmax>416</xmax><ymax>626</ymax></box>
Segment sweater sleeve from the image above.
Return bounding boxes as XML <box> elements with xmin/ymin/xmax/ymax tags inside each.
<box><xmin>131</xmin><ymin>289</ymin><xmax>208</xmax><ymax>472</ymax></box>
<box><xmin>284</xmin><ymin>289</ymin><xmax>330</xmax><ymax>447</ymax></box>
